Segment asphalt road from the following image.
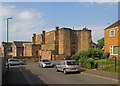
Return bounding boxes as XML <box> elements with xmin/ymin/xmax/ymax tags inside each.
<box><xmin>2</xmin><ymin>62</ymin><xmax>119</xmax><ymax>85</ymax></box>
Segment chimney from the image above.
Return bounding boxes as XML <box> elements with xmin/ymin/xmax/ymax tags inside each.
<box><xmin>42</xmin><ymin>31</ymin><xmax>45</xmax><ymax>44</ymax></box>
<box><xmin>32</xmin><ymin>33</ymin><xmax>36</xmax><ymax>44</ymax></box>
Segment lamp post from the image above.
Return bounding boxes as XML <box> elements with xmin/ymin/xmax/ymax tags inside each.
<box><xmin>6</xmin><ymin>17</ymin><xmax>12</xmax><ymax>71</ymax></box>
<box><xmin>7</xmin><ymin>17</ymin><xmax>12</xmax><ymax>43</ymax></box>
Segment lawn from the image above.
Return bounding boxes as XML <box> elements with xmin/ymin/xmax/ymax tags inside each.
<box><xmin>94</xmin><ymin>59</ymin><xmax>115</xmax><ymax>67</ymax></box>
<box><xmin>102</xmin><ymin>65</ymin><xmax>120</xmax><ymax>73</ymax></box>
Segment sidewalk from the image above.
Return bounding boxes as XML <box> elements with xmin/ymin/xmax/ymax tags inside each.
<box><xmin>80</xmin><ymin>68</ymin><xmax>119</xmax><ymax>81</ymax></box>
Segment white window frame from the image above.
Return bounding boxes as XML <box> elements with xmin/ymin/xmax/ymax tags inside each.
<box><xmin>110</xmin><ymin>45</ymin><xmax>118</xmax><ymax>55</ymax></box>
<box><xmin>109</xmin><ymin>30</ymin><xmax>115</xmax><ymax>37</ymax></box>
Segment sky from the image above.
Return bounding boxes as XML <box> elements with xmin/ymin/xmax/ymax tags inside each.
<box><xmin>0</xmin><ymin>1</ymin><xmax>119</xmax><ymax>43</ymax></box>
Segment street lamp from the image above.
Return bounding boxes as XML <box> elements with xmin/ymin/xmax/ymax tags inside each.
<box><xmin>7</xmin><ymin>17</ymin><xmax>12</xmax><ymax>43</ymax></box>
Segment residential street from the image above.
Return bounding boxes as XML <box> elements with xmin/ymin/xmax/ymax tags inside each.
<box><xmin>2</xmin><ymin>62</ymin><xmax>119</xmax><ymax>85</ymax></box>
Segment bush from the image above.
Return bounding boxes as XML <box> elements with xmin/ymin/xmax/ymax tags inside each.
<box><xmin>85</xmin><ymin>58</ymin><xmax>95</xmax><ymax>69</ymax></box>
<box><xmin>72</xmin><ymin>54</ymin><xmax>79</xmax><ymax>61</ymax></box>
<box><xmin>103</xmin><ymin>52</ymin><xmax>110</xmax><ymax>59</ymax></box>
<box><xmin>72</xmin><ymin>50</ymin><xmax>89</xmax><ymax>61</ymax></box>
<box><xmin>79</xmin><ymin>58</ymin><xmax>87</xmax><ymax>68</ymax></box>
<box><xmin>88</xmin><ymin>48</ymin><xmax>103</xmax><ymax>59</ymax></box>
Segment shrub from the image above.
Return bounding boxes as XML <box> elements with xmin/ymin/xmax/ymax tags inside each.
<box><xmin>72</xmin><ymin>50</ymin><xmax>89</xmax><ymax>61</ymax></box>
<box><xmin>88</xmin><ymin>48</ymin><xmax>103</xmax><ymax>59</ymax></box>
<box><xmin>85</xmin><ymin>58</ymin><xmax>95</xmax><ymax>69</ymax></box>
<box><xmin>103</xmin><ymin>52</ymin><xmax>110</xmax><ymax>59</ymax></box>
<box><xmin>79</xmin><ymin>58</ymin><xmax>87</xmax><ymax>68</ymax></box>
<box><xmin>72</xmin><ymin>54</ymin><xmax>79</xmax><ymax>61</ymax></box>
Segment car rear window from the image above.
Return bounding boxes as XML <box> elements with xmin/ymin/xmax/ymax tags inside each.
<box><xmin>67</xmin><ymin>61</ymin><xmax>77</xmax><ymax>65</ymax></box>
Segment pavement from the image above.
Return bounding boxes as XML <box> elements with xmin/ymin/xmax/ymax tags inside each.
<box><xmin>80</xmin><ymin>68</ymin><xmax>120</xmax><ymax>82</ymax></box>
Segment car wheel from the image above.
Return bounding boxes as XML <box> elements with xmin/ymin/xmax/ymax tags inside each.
<box><xmin>41</xmin><ymin>64</ymin><xmax>44</xmax><ymax>68</ymax></box>
<box><xmin>63</xmin><ymin>69</ymin><xmax>67</xmax><ymax>74</ymax></box>
<box><xmin>55</xmin><ymin>67</ymin><xmax>58</xmax><ymax>72</ymax></box>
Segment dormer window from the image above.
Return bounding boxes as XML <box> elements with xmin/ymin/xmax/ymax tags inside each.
<box><xmin>109</xmin><ymin>30</ymin><xmax>115</xmax><ymax>37</ymax></box>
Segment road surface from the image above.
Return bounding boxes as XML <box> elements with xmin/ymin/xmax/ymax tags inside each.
<box><xmin>2</xmin><ymin>62</ymin><xmax>119</xmax><ymax>85</ymax></box>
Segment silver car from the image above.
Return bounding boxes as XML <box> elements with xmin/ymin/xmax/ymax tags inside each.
<box><xmin>8</xmin><ymin>59</ymin><xmax>22</xmax><ymax>66</ymax></box>
<box><xmin>55</xmin><ymin>60</ymin><xmax>80</xmax><ymax>74</ymax></box>
<box><xmin>39</xmin><ymin>59</ymin><xmax>54</xmax><ymax>68</ymax></box>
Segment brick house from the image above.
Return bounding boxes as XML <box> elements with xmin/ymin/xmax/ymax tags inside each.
<box><xmin>104</xmin><ymin>20</ymin><xmax>120</xmax><ymax>59</ymax></box>
<box><xmin>12</xmin><ymin>41</ymin><xmax>31</xmax><ymax>58</ymax></box>
<box><xmin>0</xmin><ymin>42</ymin><xmax>12</xmax><ymax>58</ymax></box>
<box><xmin>23</xmin><ymin>43</ymin><xmax>41</xmax><ymax>57</ymax></box>
<box><xmin>32</xmin><ymin>26</ymin><xmax>95</xmax><ymax>60</ymax></box>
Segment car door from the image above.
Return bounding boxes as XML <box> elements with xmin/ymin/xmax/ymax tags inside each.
<box><xmin>61</xmin><ymin>61</ymin><xmax>66</xmax><ymax>71</ymax></box>
<box><xmin>56</xmin><ymin>62</ymin><xmax>61</xmax><ymax>70</ymax></box>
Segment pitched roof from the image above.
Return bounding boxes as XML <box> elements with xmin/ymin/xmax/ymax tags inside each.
<box><xmin>13</xmin><ymin>41</ymin><xmax>31</xmax><ymax>47</ymax></box>
<box><xmin>105</xmin><ymin>20</ymin><xmax>120</xmax><ymax>30</ymax></box>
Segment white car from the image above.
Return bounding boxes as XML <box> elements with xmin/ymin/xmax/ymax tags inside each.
<box><xmin>39</xmin><ymin>59</ymin><xmax>54</xmax><ymax>68</ymax></box>
<box><xmin>8</xmin><ymin>59</ymin><xmax>22</xmax><ymax>66</ymax></box>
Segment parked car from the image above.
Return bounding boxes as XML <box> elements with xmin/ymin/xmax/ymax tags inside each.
<box><xmin>55</xmin><ymin>60</ymin><xmax>80</xmax><ymax>74</ymax></box>
<box><xmin>39</xmin><ymin>59</ymin><xmax>54</xmax><ymax>68</ymax></box>
<box><xmin>62</xmin><ymin>56</ymin><xmax>71</xmax><ymax>60</ymax></box>
<box><xmin>8</xmin><ymin>59</ymin><xmax>22</xmax><ymax>66</ymax></box>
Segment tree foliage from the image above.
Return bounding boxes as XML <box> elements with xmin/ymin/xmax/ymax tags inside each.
<box><xmin>97</xmin><ymin>38</ymin><xmax>104</xmax><ymax>49</ymax></box>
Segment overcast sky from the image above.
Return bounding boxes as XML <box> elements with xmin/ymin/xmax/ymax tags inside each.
<box><xmin>1</xmin><ymin>1</ymin><xmax>119</xmax><ymax>43</ymax></box>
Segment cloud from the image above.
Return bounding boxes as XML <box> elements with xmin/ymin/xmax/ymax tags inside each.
<box><xmin>1</xmin><ymin>4</ymin><xmax>45</xmax><ymax>42</ymax></box>
<box><xmin>2</xmin><ymin>0</ymin><xmax>119</xmax><ymax>2</ymax></box>
<box><xmin>1</xmin><ymin>5</ymin><xmax>16</xmax><ymax>16</ymax></box>
<box><xmin>18</xmin><ymin>11</ymin><xmax>33</xmax><ymax>19</ymax></box>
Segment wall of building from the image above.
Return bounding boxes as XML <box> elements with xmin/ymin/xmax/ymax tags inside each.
<box><xmin>80</xmin><ymin>30</ymin><xmax>92</xmax><ymax>51</ymax></box>
<box><xmin>45</xmin><ymin>31</ymin><xmax>56</xmax><ymax>44</ymax></box>
<box><xmin>32</xmin><ymin>34</ymin><xmax>43</xmax><ymax>44</ymax></box>
<box><xmin>41</xmin><ymin>44</ymin><xmax>55</xmax><ymax>50</ymax></box>
<box><xmin>12</xmin><ymin>43</ymin><xmax>16</xmax><ymax>57</ymax></box>
<box><xmin>41</xmin><ymin>50</ymin><xmax>52</xmax><ymax>60</ymax></box>
<box><xmin>32</xmin><ymin>27</ymin><xmax>93</xmax><ymax>60</ymax></box>
<box><xmin>32</xmin><ymin>44</ymin><xmax>41</xmax><ymax>57</ymax></box>
<box><xmin>23</xmin><ymin>43</ymin><xmax>32</xmax><ymax>56</ymax></box>
<box><xmin>62</xmin><ymin>28</ymin><xmax>71</xmax><ymax>56</ymax></box>
<box><xmin>58</xmin><ymin>29</ymin><xmax>64</xmax><ymax>55</ymax></box>
<box><xmin>104</xmin><ymin>27</ymin><xmax>119</xmax><ymax>52</ymax></box>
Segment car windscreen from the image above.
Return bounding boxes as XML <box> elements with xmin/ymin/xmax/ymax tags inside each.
<box><xmin>42</xmin><ymin>60</ymin><xmax>50</xmax><ymax>62</ymax></box>
<box><xmin>9</xmin><ymin>59</ymin><xmax>19</xmax><ymax>62</ymax></box>
<box><xmin>67</xmin><ymin>61</ymin><xmax>77</xmax><ymax>65</ymax></box>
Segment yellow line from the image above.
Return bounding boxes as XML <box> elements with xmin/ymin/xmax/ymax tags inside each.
<box><xmin>81</xmin><ymin>72</ymin><xmax>119</xmax><ymax>82</ymax></box>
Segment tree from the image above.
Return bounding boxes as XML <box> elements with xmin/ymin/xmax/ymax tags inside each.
<box><xmin>82</xmin><ymin>27</ymin><xmax>88</xmax><ymax>31</ymax></box>
<box><xmin>97</xmin><ymin>38</ymin><xmax>104</xmax><ymax>49</ymax></box>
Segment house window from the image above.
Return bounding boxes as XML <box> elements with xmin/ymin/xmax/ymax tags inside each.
<box><xmin>110</xmin><ymin>46</ymin><xmax>113</xmax><ymax>54</ymax></box>
<box><xmin>110</xmin><ymin>46</ymin><xmax>119</xmax><ymax>55</ymax></box>
<box><xmin>109</xmin><ymin>30</ymin><xmax>115</xmax><ymax>37</ymax></box>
